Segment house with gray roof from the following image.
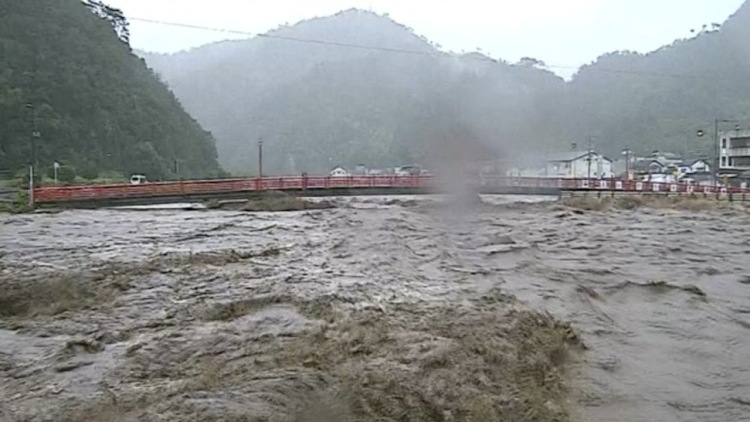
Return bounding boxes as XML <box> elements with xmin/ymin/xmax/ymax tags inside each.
<box><xmin>544</xmin><ymin>151</ymin><xmax>614</xmax><ymax>179</ymax></box>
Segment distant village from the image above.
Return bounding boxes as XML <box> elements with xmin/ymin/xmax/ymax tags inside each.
<box><xmin>330</xmin><ymin>153</ymin><xmax>718</xmax><ymax>185</ymax></box>
<box><xmin>503</xmin><ymin>129</ymin><xmax>750</xmax><ymax>187</ymax></box>
<box><xmin>329</xmin><ymin>129</ymin><xmax>750</xmax><ymax>189</ymax></box>
<box><xmin>506</xmin><ymin>150</ymin><xmax>714</xmax><ymax>185</ymax></box>
<box><xmin>328</xmin><ymin>164</ymin><xmax>429</xmax><ymax>177</ymax></box>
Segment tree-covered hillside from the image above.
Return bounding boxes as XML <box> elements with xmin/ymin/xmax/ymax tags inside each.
<box><xmin>566</xmin><ymin>0</ymin><xmax>750</xmax><ymax>157</ymax></box>
<box><xmin>140</xmin><ymin>10</ymin><xmax>567</xmax><ymax>174</ymax></box>
<box><xmin>0</xmin><ymin>0</ymin><xmax>222</xmax><ymax>180</ymax></box>
<box><xmin>141</xmin><ymin>2</ymin><xmax>750</xmax><ymax>174</ymax></box>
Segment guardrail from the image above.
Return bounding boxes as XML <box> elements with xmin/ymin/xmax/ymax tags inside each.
<box><xmin>568</xmin><ymin>179</ymin><xmax>749</xmax><ymax>195</ymax></box>
<box><xmin>32</xmin><ymin>176</ymin><xmax>750</xmax><ymax>204</ymax></box>
<box><xmin>33</xmin><ymin>176</ymin><xmax>432</xmax><ymax>203</ymax></box>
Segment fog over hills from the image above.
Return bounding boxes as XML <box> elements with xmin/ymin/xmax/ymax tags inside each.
<box><xmin>140</xmin><ymin>2</ymin><xmax>750</xmax><ymax>175</ymax></box>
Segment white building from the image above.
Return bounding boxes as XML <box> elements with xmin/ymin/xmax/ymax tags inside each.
<box><xmin>677</xmin><ymin>159</ymin><xmax>711</xmax><ymax>176</ymax></box>
<box><xmin>329</xmin><ymin>166</ymin><xmax>349</xmax><ymax>177</ymax></box>
<box><xmin>395</xmin><ymin>165</ymin><xmax>422</xmax><ymax>176</ymax></box>
<box><xmin>650</xmin><ymin>151</ymin><xmax>683</xmax><ymax>167</ymax></box>
<box><xmin>544</xmin><ymin>151</ymin><xmax>614</xmax><ymax>179</ymax></box>
<box><xmin>719</xmin><ymin>129</ymin><xmax>750</xmax><ymax>171</ymax></box>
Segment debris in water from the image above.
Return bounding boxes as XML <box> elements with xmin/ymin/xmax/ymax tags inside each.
<box><xmin>576</xmin><ymin>285</ymin><xmax>604</xmax><ymax>301</ymax></box>
<box><xmin>383</xmin><ymin>199</ymin><xmax>419</xmax><ymax>207</ymax></box>
<box><xmin>610</xmin><ymin>280</ymin><xmax>707</xmax><ymax>298</ymax></box>
<box><xmin>207</xmin><ymin>191</ymin><xmax>335</xmax><ymax>212</ymax></box>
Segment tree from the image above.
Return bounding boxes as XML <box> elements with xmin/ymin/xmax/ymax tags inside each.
<box><xmin>518</xmin><ymin>57</ymin><xmax>547</xmax><ymax>68</ymax></box>
<box><xmin>82</xmin><ymin>0</ymin><xmax>130</xmax><ymax>44</ymax></box>
<box><xmin>57</xmin><ymin>166</ymin><xmax>77</xmax><ymax>184</ymax></box>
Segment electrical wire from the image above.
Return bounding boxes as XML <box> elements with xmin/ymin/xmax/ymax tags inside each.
<box><xmin>128</xmin><ymin>16</ymin><xmax>711</xmax><ymax>80</ymax></box>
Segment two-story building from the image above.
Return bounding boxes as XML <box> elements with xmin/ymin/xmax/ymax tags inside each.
<box><xmin>719</xmin><ymin>129</ymin><xmax>750</xmax><ymax>171</ymax></box>
<box><xmin>544</xmin><ymin>151</ymin><xmax>614</xmax><ymax>179</ymax></box>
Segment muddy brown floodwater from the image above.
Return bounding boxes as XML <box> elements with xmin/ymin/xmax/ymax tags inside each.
<box><xmin>1</xmin><ymin>195</ymin><xmax>750</xmax><ymax>422</ymax></box>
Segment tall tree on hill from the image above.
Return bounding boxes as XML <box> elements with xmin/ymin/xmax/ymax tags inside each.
<box><xmin>82</xmin><ymin>0</ymin><xmax>130</xmax><ymax>44</ymax></box>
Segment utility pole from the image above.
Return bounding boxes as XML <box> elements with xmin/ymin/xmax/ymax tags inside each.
<box><xmin>714</xmin><ymin>118</ymin><xmax>719</xmax><ymax>187</ymax></box>
<box><xmin>173</xmin><ymin>158</ymin><xmax>180</xmax><ymax>180</ymax></box>
<box><xmin>28</xmin><ymin>165</ymin><xmax>34</xmax><ymax>210</ymax></box>
<box><xmin>626</xmin><ymin>149</ymin><xmax>631</xmax><ymax>180</ymax></box>
<box><xmin>621</xmin><ymin>149</ymin><xmax>632</xmax><ymax>180</ymax></box>
<box><xmin>258</xmin><ymin>138</ymin><xmax>264</xmax><ymax>179</ymax></box>
<box><xmin>587</xmin><ymin>136</ymin><xmax>594</xmax><ymax>180</ymax></box>
<box><xmin>25</xmin><ymin>103</ymin><xmax>40</xmax><ymax>210</ymax></box>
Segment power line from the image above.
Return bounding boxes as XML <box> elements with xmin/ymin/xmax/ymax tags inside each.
<box><xmin>129</xmin><ymin>17</ymin><xmax>486</xmax><ymax>58</ymax></box>
<box><xmin>130</xmin><ymin>17</ymin><xmax>252</xmax><ymax>37</ymax></box>
<box><xmin>129</xmin><ymin>16</ymin><xmax>709</xmax><ymax>80</ymax></box>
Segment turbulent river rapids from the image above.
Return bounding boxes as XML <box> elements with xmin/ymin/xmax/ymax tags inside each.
<box><xmin>1</xmin><ymin>195</ymin><xmax>749</xmax><ymax>422</ymax></box>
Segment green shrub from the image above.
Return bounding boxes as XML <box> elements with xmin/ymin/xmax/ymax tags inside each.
<box><xmin>57</xmin><ymin>165</ymin><xmax>77</xmax><ymax>184</ymax></box>
<box><xmin>0</xmin><ymin>189</ymin><xmax>30</xmax><ymax>214</ymax></box>
<box><xmin>97</xmin><ymin>170</ymin><xmax>126</xmax><ymax>182</ymax></box>
<box><xmin>77</xmin><ymin>165</ymin><xmax>100</xmax><ymax>181</ymax></box>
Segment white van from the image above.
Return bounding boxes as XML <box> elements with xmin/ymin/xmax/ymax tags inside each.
<box><xmin>129</xmin><ymin>174</ymin><xmax>147</xmax><ymax>185</ymax></box>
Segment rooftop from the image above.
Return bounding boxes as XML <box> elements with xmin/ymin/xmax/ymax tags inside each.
<box><xmin>546</xmin><ymin>151</ymin><xmax>612</xmax><ymax>162</ymax></box>
<box><xmin>720</xmin><ymin>128</ymin><xmax>750</xmax><ymax>138</ymax></box>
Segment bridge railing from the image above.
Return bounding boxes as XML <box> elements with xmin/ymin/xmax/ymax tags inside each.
<box><xmin>32</xmin><ymin>176</ymin><xmax>750</xmax><ymax>204</ymax></box>
<box><xmin>33</xmin><ymin>175</ymin><xmax>433</xmax><ymax>203</ymax></box>
<box><xmin>572</xmin><ymin>179</ymin><xmax>749</xmax><ymax>195</ymax></box>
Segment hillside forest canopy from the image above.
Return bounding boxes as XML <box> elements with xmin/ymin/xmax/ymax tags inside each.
<box><xmin>0</xmin><ymin>0</ymin><xmax>222</xmax><ymax>181</ymax></box>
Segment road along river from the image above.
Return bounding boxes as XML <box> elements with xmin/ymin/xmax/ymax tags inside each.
<box><xmin>1</xmin><ymin>195</ymin><xmax>749</xmax><ymax>422</ymax></box>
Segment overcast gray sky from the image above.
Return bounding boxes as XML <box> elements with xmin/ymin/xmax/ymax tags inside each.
<box><xmin>108</xmin><ymin>0</ymin><xmax>745</xmax><ymax>76</ymax></box>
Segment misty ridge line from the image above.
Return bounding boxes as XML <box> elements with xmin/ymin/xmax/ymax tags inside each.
<box><xmin>137</xmin><ymin>2</ymin><xmax>750</xmax><ymax>175</ymax></box>
<box><xmin>129</xmin><ymin>16</ymin><xmax>710</xmax><ymax>80</ymax></box>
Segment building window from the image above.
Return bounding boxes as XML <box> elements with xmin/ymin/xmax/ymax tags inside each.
<box><xmin>722</xmin><ymin>138</ymin><xmax>728</xmax><ymax>149</ymax></box>
<box><xmin>722</xmin><ymin>157</ymin><xmax>727</xmax><ymax>166</ymax></box>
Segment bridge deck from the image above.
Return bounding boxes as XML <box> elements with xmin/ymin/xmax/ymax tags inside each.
<box><xmin>31</xmin><ymin>176</ymin><xmax>750</xmax><ymax>208</ymax></box>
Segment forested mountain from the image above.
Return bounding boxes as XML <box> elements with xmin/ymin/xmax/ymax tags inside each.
<box><xmin>0</xmin><ymin>0</ymin><xmax>222</xmax><ymax>180</ymax></box>
<box><xmin>567</xmin><ymin>0</ymin><xmax>750</xmax><ymax>157</ymax></box>
<box><xmin>141</xmin><ymin>2</ymin><xmax>750</xmax><ymax>175</ymax></box>
<box><xmin>140</xmin><ymin>10</ymin><xmax>567</xmax><ymax>174</ymax></box>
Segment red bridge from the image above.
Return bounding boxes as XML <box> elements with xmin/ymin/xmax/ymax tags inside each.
<box><xmin>31</xmin><ymin>175</ymin><xmax>749</xmax><ymax>208</ymax></box>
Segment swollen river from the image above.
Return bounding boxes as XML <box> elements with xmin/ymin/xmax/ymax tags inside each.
<box><xmin>1</xmin><ymin>195</ymin><xmax>749</xmax><ymax>422</ymax></box>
